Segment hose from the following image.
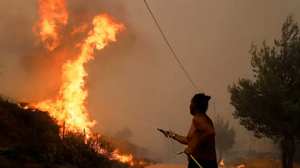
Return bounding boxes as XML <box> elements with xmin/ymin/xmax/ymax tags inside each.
<box><xmin>166</xmin><ymin>135</ymin><xmax>203</xmax><ymax>168</ymax></box>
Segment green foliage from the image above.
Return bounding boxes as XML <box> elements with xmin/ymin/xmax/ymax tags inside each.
<box><xmin>214</xmin><ymin>116</ymin><xmax>236</xmax><ymax>164</ymax></box>
<box><xmin>228</xmin><ymin>14</ymin><xmax>300</xmax><ymax>142</ymax></box>
<box><xmin>215</xmin><ymin>116</ymin><xmax>236</xmax><ymax>152</ymax></box>
<box><xmin>228</xmin><ymin>14</ymin><xmax>300</xmax><ymax>168</ymax></box>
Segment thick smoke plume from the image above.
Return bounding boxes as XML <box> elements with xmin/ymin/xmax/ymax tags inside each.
<box><xmin>0</xmin><ymin>0</ymin><xmax>135</xmax><ymax>102</ymax></box>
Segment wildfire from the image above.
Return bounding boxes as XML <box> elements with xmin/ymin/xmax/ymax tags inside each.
<box><xmin>237</xmin><ymin>164</ymin><xmax>245</xmax><ymax>168</ymax></box>
<box><xmin>71</xmin><ymin>23</ymin><xmax>88</xmax><ymax>37</ymax></box>
<box><xmin>18</xmin><ymin>99</ymin><xmax>31</xmax><ymax>110</ymax></box>
<box><xmin>29</xmin><ymin>0</ymin><xmax>135</xmax><ymax>165</ymax></box>
<box><xmin>33</xmin><ymin>0</ymin><xmax>68</xmax><ymax>51</ymax></box>
<box><xmin>220</xmin><ymin>158</ymin><xmax>225</xmax><ymax>166</ymax></box>
<box><xmin>112</xmin><ymin>148</ymin><xmax>134</xmax><ymax>166</ymax></box>
<box><xmin>139</xmin><ymin>160</ymin><xmax>147</xmax><ymax>165</ymax></box>
<box><xmin>35</xmin><ymin>14</ymin><xmax>125</xmax><ymax>135</ymax></box>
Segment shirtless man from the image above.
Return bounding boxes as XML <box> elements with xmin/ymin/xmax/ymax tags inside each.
<box><xmin>165</xmin><ymin>93</ymin><xmax>218</xmax><ymax>168</ymax></box>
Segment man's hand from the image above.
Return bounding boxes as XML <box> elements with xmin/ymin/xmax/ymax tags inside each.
<box><xmin>164</xmin><ymin>130</ymin><xmax>175</xmax><ymax>138</ymax></box>
<box><xmin>184</xmin><ymin>147</ymin><xmax>193</xmax><ymax>155</ymax></box>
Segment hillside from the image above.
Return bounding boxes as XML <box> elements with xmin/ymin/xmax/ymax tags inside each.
<box><xmin>0</xmin><ymin>97</ymin><xmax>141</xmax><ymax>168</ymax></box>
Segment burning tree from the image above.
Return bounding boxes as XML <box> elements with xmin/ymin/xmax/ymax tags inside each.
<box><xmin>215</xmin><ymin>116</ymin><xmax>236</xmax><ymax>164</ymax></box>
<box><xmin>228</xmin><ymin>14</ymin><xmax>300</xmax><ymax>168</ymax></box>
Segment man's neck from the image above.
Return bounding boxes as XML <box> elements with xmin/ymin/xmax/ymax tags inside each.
<box><xmin>194</xmin><ymin>112</ymin><xmax>206</xmax><ymax>116</ymax></box>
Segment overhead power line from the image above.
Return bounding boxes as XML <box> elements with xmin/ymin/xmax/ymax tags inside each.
<box><xmin>143</xmin><ymin>0</ymin><xmax>200</xmax><ymax>93</ymax></box>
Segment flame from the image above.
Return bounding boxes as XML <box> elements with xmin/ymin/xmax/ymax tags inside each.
<box><xmin>35</xmin><ymin>14</ymin><xmax>125</xmax><ymax>135</ymax></box>
<box><xmin>139</xmin><ymin>160</ymin><xmax>147</xmax><ymax>165</ymax></box>
<box><xmin>112</xmin><ymin>148</ymin><xmax>134</xmax><ymax>165</ymax></box>
<box><xmin>71</xmin><ymin>23</ymin><xmax>88</xmax><ymax>37</ymax></box>
<box><xmin>33</xmin><ymin>0</ymin><xmax>68</xmax><ymax>51</ymax></box>
<box><xmin>220</xmin><ymin>158</ymin><xmax>225</xmax><ymax>166</ymax></box>
<box><xmin>28</xmin><ymin>0</ymin><xmax>133</xmax><ymax>165</ymax></box>
<box><xmin>237</xmin><ymin>164</ymin><xmax>245</xmax><ymax>168</ymax></box>
<box><xmin>18</xmin><ymin>99</ymin><xmax>31</xmax><ymax>110</ymax></box>
<box><xmin>19</xmin><ymin>104</ymin><xmax>30</xmax><ymax>110</ymax></box>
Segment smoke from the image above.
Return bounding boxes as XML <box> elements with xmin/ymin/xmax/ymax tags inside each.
<box><xmin>0</xmin><ymin>0</ymin><xmax>144</xmax><ymax>156</ymax></box>
<box><xmin>0</xmin><ymin>0</ymin><xmax>136</xmax><ymax>101</ymax></box>
<box><xmin>0</xmin><ymin>0</ymin><xmax>163</xmax><ymax>161</ymax></box>
<box><xmin>114</xmin><ymin>127</ymin><xmax>133</xmax><ymax>141</ymax></box>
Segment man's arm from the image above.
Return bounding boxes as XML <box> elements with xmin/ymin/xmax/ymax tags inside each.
<box><xmin>173</xmin><ymin>134</ymin><xmax>188</xmax><ymax>145</ymax></box>
<box><xmin>165</xmin><ymin>131</ymin><xmax>188</xmax><ymax>145</ymax></box>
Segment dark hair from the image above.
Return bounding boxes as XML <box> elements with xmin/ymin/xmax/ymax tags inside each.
<box><xmin>192</xmin><ymin>93</ymin><xmax>211</xmax><ymax>113</ymax></box>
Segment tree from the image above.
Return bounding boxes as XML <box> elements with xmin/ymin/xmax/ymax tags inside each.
<box><xmin>228</xmin><ymin>14</ymin><xmax>300</xmax><ymax>168</ymax></box>
<box><xmin>215</xmin><ymin>116</ymin><xmax>236</xmax><ymax>164</ymax></box>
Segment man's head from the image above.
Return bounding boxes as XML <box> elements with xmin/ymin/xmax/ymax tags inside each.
<box><xmin>190</xmin><ymin>93</ymin><xmax>211</xmax><ymax>115</ymax></box>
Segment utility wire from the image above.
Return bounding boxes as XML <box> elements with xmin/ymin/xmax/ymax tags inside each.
<box><xmin>144</xmin><ymin>0</ymin><xmax>200</xmax><ymax>93</ymax></box>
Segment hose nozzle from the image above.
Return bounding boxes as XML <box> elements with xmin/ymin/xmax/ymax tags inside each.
<box><xmin>157</xmin><ymin>128</ymin><xmax>166</xmax><ymax>134</ymax></box>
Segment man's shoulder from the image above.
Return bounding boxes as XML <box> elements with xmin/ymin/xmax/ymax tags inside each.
<box><xmin>193</xmin><ymin>114</ymin><xmax>212</xmax><ymax>124</ymax></box>
<box><xmin>193</xmin><ymin>114</ymin><xmax>207</xmax><ymax>120</ymax></box>
<box><xmin>193</xmin><ymin>114</ymin><xmax>206</xmax><ymax>124</ymax></box>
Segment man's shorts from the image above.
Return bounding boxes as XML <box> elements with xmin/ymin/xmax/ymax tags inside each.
<box><xmin>188</xmin><ymin>159</ymin><xmax>218</xmax><ymax>168</ymax></box>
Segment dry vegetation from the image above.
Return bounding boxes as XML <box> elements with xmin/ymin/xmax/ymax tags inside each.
<box><xmin>0</xmin><ymin>97</ymin><xmax>153</xmax><ymax>168</ymax></box>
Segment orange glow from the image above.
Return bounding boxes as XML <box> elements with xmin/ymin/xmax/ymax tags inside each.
<box><xmin>112</xmin><ymin>148</ymin><xmax>134</xmax><ymax>165</ymax></box>
<box><xmin>71</xmin><ymin>23</ymin><xmax>88</xmax><ymax>37</ymax></box>
<box><xmin>35</xmin><ymin>14</ymin><xmax>125</xmax><ymax>137</ymax></box>
<box><xmin>33</xmin><ymin>0</ymin><xmax>68</xmax><ymax>51</ymax></box>
<box><xmin>18</xmin><ymin>99</ymin><xmax>31</xmax><ymax>110</ymax></box>
<box><xmin>29</xmin><ymin>0</ymin><xmax>131</xmax><ymax>164</ymax></box>
<box><xmin>139</xmin><ymin>160</ymin><xmax>147</xmax><ymax>165</ymax></box>
<box><xmin>237</xmin><ymin>164</ymin><xmax>245</xmax><ymax>168</ymax></box>
<box><xmin>219</xmin><ymin>158</ymin><xmax>225</xmax><ymax>166</ymax></box>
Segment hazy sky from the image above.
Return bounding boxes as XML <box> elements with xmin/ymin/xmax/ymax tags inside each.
<box><xmin>1</xmin><ymin>0</ymin><xmax>300</xmax><ymax>164</ymax></box>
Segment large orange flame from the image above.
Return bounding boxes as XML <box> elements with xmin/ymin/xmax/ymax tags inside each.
<box><xmin>33</xmin><ymin>0</ymin><xmax>68</xmax><ymax>51</ymax></box>
<box><xmin>35</xmin><ymin>14</ymin><xmax>125</xmax><ymax>135</ymax></box>
<box><xmin>29</xmin><ymin>0</ymin><xmax>135</xmax><ymax>165</ymax></box>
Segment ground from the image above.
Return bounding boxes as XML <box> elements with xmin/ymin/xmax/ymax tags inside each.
<box><xmin>146</xmin><ymin>165</ymin><xmax>187</xmax><ymax>168</ymax></box>
<box><xmin>146</xmin><ymin>164</ymin><xmax>227</xmax><ymax>168</ymax></box>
